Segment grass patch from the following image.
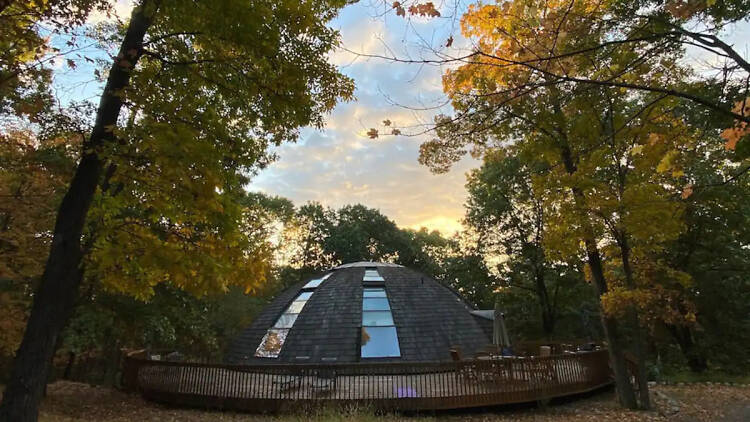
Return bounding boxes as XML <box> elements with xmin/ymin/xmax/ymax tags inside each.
<box><xmin>6</xmin><ymin>380</ymin><xmax>748</xmax><ymax>421</ymax></box>
<box><xmin>662</xmin><ymin>369</ymin><xmax>750</xmax><ymax>384</ymax></box>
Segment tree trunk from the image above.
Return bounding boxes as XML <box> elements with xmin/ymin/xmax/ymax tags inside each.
<box><xmin>583</xmin><ymin>238</ymin><xmax>638</xmax><ymax>408</ymax></box>
<box><xmin>557</xmin><ymin>145</ymin><xmax>638</xmax><ymax>409</ymax></box>
<box><xmin>62</xmin><ymin>352</ymin><xmax>75</xmax><ymax>380</ymax></box>
<box><xmin>668</xmin><ymin>324</ymin><xmax>708</xmax><ymax>373</ymax></box>
<box><xmin>533</xmin><ymin>266</ymin><xmax>555</xmax><ymax>338</ymax></box>
<box><xmin>619</xmin><ymin>238</ymin><xmax>651</xmax><ymax>409</ymax></box>
<box><xmin>0</xmin><ymin>4</ymin><xmax>155</xmax><ymax>421</ymax></box>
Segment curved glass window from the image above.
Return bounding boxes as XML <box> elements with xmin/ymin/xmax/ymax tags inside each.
<box><xmin>286</xmin><ymin>300</ymin><xmax>307</xmax><ymax>314</ymax></box>
<box><xmin>363</xmin><ymin>288</ymin><xmax>387</xmax><ymax>297</ymax></box>
<box><xmin>303</xmin><ymin>272</ymin><xmax>332</xmax><ymax>289</ymax></box>
<box><xmin>361</xmin><ymin>327</ymin><xmax>400</xmax><ymax>358</ymax></box>
<box><xmin>256</xmin><ymin>273</ymin><xmax>331</xmax><ymax>358</ymax></box>
<box><xmin>255</xmin><ymin>329</ymin><xmax>288</xmax><ymax>358</ymax></box>
<box><xmin>363</xmin><ymin>298</ymin><xmax>390</xmax><ymax>311</ymax></box>
<box><xmin>273</xmin><ymin>313</ymin><xmax>298</xmax><ymax>329</ymax></box>
<box><xmin>363</xmin><ymin>268</ymin><xmax>384</xmax><ymax>282</ymax></box>
<box><xmin>362</xmin><ymin>311</ymin><xmax>394</xmax><ymax>326</ymax></box>
<box><xmin>360</xmin><ymin>284</ymin><xmax>400</xmax><ymax>358</ymax></box>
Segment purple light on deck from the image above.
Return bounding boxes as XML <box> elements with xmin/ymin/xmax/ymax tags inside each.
<box><xmin>396</xmin><ymin>387</ymin><xmax>418</xmax><ymax>398</ymax></box>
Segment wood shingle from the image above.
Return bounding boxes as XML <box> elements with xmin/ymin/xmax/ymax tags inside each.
<box><xmin>225</xmin><ymin>263</ymin><xmax>490</xmax><ymax>364</ymax></box>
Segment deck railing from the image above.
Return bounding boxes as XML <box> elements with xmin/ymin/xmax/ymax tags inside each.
<box><xmin>122</xmin><ymin>349</ymin><xmax>612</xmax><ymax>412</ymax></box>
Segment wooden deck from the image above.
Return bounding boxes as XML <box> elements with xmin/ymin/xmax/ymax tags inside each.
<box><xmin>124</xmin><ymin>350</ymin><xmax>612</xmax><ymax>411</ymax></box>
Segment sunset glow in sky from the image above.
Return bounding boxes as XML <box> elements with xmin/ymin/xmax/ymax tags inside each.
<box><xmin>248</xmin><ymin>2</ymin><xmax>475</xmax><ymax>235</ymax></box>
<box><xmin>68</xmin><ymin>1</ymin><xmax>749</xmax><ymax>236</ymax></box>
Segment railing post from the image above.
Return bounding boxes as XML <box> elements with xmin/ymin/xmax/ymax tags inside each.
<box><xmin>120</xmin><ymin>352</ymin><xmax>144</xmax><ymax>393</ymax></box>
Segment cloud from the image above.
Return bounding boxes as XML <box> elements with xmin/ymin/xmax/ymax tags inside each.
<box><xmin>87</xmin><ymin>1</ymin><xmax>134</xmax><ymax>24</ymax></box>
<box><xmin>83</xmin><ymin>0</ymin><xmax>475</xmax><ymax>236</ymax></box>
<box><xmin>251</xmin><ymin>3</ymin><xmax>478</xmax><ymax>236</ymax></box>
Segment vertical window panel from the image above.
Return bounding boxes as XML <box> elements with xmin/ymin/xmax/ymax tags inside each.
<box><xmin>363</xmin><ymin>288</ymin><xmax>387</xmax><ymax>298</ymax></box>
<box><xmin>363</xmin><ymin>297</ymin><xmax>390</xmax><ymax>311</ymax></box>
<box><xmin>361</xmin><ymin>327</ymin><xmax>401</xmax><ymax>358</ymax></box>
<box><xmin>362</xmin><ymin>311</ymin><xmax>394</xmax><ymax>326</ymax></box>
<box><xmin>360</xmin><ymin>283</ymin><xmax>400</xmax><ymax>358</ymax></box>
<box><xmin>255</xmin><ymin>273</ymin><xmax>331</xmax><ymax>358</ymax></box>
<box><xmin>273</xmin><ymin>313</ymin><xmax>299</xmax><ymax>329</ymax></box>
<box><xmin>255</xmin><ymin>329</ymin><xmax>289</xmax><ymax>358</ymax></box>
<box><xmin>363</xmin><ymin>268</ymin><xmax>384</xmax><ymax>282</ymax></box>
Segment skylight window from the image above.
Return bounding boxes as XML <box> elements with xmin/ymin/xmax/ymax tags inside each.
<box><xmin>255</xmin><ymin>329</ymin><xmax>288</xmax><ymax>358</ymax></box>
<box><xmin>361</xmin><ymin>311</ymin><xmax>394</xmax><ymax>326</ymax></box>
<box><xmin>363</xmin><ymin>297</ymin><xmax>390</xmax><ymax>311</ymax></box>
<box><xmin>361</xmin><ymin>327</ymin><xmax>400</xmax><ymax>358</ymax></box>
<box><xmin>303</xmin><ymin>272</ymin><xmax>332</xmax><ymax>289</ymax></box>
<box><xmin>256</xmin><ymin>273</ymin><xmax>331</xmax><ymax>358</ymax></box>
<box><xmin>360</xmin><ymin>286</ymin><xmax>400</xmax><ymax>358</ymax></box>
<box><xmin>363</xmin><ymin>288</ymin><xmax>387</xmax><ymax>297</ymax></box>
<box><xmin>363</xmin><ymin>268</ymin><xmax>384</xmax><ymax>282</ymax></box>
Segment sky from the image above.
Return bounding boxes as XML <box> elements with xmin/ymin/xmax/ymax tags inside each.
<box><xmin>247</xmin><ymin>2</ymin><xmax>750</xmax><ymax>236</ymax></box>
<box><xmin>54</xmin><ymin>1</ymin><xmax>750</xmax><ymax>236</ymax></box>
<box><xmin>52</xmin><ymin>0</ymin><xmax>474</xmax><ymax>235</ymax></box>
<box><xmin>248</xmin><ymin>2</ymin><xmax>475</xmax><ymax>235</ymax></box>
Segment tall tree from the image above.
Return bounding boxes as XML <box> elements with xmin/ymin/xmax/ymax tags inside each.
<box><xmin>437</xmin><ymin>232</ymin><xmax>500</xmax><ymax>310</ymax></box>
<box><xmin>465</xmin><ymin>150</ymin><xmax>586</xmax><ymax>337</ymax></box>
<box><xmin>284</xmin><ymin>202</ymin><xmax>338</xmax><ymax>271</ymax></box>
<box><xmin>413</xmin><ymin>0</ymin><xmax>713</xmax><ymax>407</ymax></box>
<box><xmin>327</xmin><ymin>204</ymin><xmax>414</xmax><ymax>265</ymax></box>
<box><xmin>661</xmin><ymin>105</ymin><xmax>750</xmax><ymax>372</ymax></box>
<box><xmin>0</xmin><ymin>0</ymin><xmax>353</xmax><ymax>419</ymax></box>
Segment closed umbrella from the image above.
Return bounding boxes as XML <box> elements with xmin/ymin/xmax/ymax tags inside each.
<box><xmin>493</xmin><ymin>307</ymin><xmax>511</xmax><ymax>353</ymax></box>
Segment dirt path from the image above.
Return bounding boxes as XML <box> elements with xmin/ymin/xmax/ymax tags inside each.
<box><xmin>26</xmin><ymin>381</ymin><xmax>750</xmax><ymax>422</ymax></box>
<box><xmin>654</xmin><ymin>384</ymin><xmax>750</xmax><ymax>422</ymax></box>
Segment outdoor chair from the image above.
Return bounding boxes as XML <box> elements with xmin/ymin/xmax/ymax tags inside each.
<box><xmin>473</xmin><ymin>351</ymin><xmax>513</xmax><ymax>385</ymax></box>
<box><xmin>450</xmin><ymin>346</ymin><xmax>478</xmax><ymax>382</ymax></box>
<box><xmin>478</xmin><ymin>344</ymin><xmax>501</xmax><ymax>356</ymax></box>
<box><xmin>273</xmin><ymin>374</ymin><xmax>302</xmax><ymax>393</ymax></box>
<box><xmin>526</xmin><ymin>358</ymin><xmax>556</xmax><ymax>384</ymax></box>
<box><xmin>473</xmin><ymin>350</ymin><xmax>492</xmax><ymax>359</ymax></box>
<box><xmin>309</xmin><ymin>368</ymin><xmax>337</xmax><ymax>394</ymax></box>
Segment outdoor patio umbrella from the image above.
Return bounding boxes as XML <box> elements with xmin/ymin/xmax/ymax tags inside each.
<box><xmin>493</xmin><ymin>307</ymin><xmax>511</xmax><ymax>351</ymax></box>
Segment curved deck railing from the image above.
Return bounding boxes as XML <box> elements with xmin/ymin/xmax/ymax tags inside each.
<box><xmin>122</xmin><ymin>349</ymin><xmax>612</xmax><ymax>412</ymax></box>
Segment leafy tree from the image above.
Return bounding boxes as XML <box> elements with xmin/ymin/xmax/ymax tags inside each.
<box><xmin>436</xmin><ymin>233</ymin><xmax>499</xmax><ymax>310</ymax></box>
<box><xmin>327</xmin><ymin>204</ymin><xmax>414</xmax><ymax>265</ymax></box>
<box><xmin>58</xmin><ymin>283</ymin><xmax>270</xmax><ymax>384</ymax></box>
<box><xmin>0</xmin><ymin>130</ymin><xmax>300</xmax><ymax>386</ymax></box>
<box><xmin>660</xmin><ymin>114</ymin><xmax>750</xmax><ymax>373</ymax></box>
<box><xmin>0</xmin><ymin>128</ymin><xmax>78</xmax><ymax>361</ymax></box>
<box><xmin>283</xmin><ymin>203</ymin><xmax>427</xmax><ymax>271</ymax></box>
<box><xmin>283</xmin><ymin>202</ymin><xmax>338</xmax><ymax>272</ymax></box>
<box><xmin>466</xmin><ymin>150</ymin><xmax>591</xmax><ymax>337</ymax></box>
<box><xmin>0</xmin><ymin>1</ymin><xmax>354</xmax><ymax>419</ymax></box>
<box><xmin>0</xmin><ymin>0</ymin><xmax>110</xmax><ymax>117</ymax></box>
<box><xmin>402</xmin><ymin>227</ymin><xmax>450</xmax><ymax>277</ymax></box>
<box><xmin>390</xmin><ymin>0</ymin><xmax>750</xmax><ymax>123</ymax></box>
<box><xmin>280</xmin><ymin>202</ymin><xmax>493</xmax><ymax>303</ymax></box>
<box><xmin>412</xmin><ymin>0</ymin><xmax>722</xmax><ymax>407</ymax></box>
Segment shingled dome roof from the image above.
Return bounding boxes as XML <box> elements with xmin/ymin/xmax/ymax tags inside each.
<box><xmin>226</xmin><ymin>262</ymin><xmax>490</xmax><ymax>363</ymax></box>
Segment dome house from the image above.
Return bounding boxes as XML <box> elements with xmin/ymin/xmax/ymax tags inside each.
<box><xmin>226</xmin><ymin>262</ymin><xmax>491</xmax><ymax>363</ymax></box>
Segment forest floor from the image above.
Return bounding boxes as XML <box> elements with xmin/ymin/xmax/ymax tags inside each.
<box><xmin>4</xmin><ymin>380</ymin><xmax>750</xmax><ymax>421</ymax></box>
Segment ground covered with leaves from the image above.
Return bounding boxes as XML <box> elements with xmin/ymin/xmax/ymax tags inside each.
<box><xmin>19</xmin><ymin>381</ymin><xmax>747</xmax><ymax>421</ymax></box>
